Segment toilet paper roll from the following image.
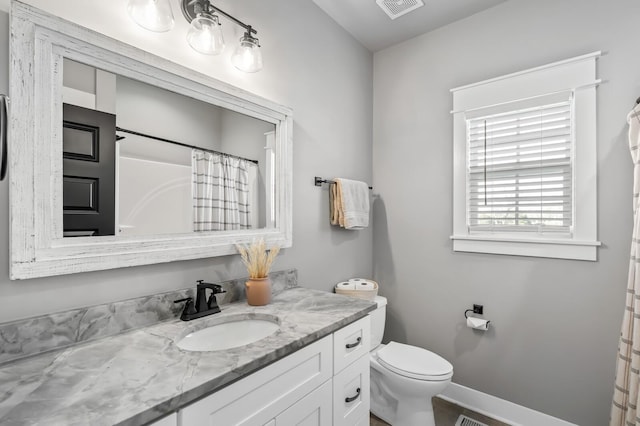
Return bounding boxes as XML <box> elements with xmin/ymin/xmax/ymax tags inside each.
<box><xmin>467</xmin><ymin>317</ymin><xmax>490</xmax><ymax>331</ymax></box>
<box><xmin>335</xmin><ymin>281</ymin><xmax>356</xmax><ymax>290</ymax></box>
<box><xmin>349</xmin><ymin>278</ymin><xmax>376</xmax><ymax>291</ymax></box>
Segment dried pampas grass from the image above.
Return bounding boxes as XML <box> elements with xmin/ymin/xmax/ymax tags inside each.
<box><xmin>236</xmin><ymin>238</ymin><xmax>281</xmax><ymax>279</ymax></box>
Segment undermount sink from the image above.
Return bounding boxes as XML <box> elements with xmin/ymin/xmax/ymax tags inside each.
<box><xmin>176</xmin><ymin>314</ymin><xmax>281</xmax><ymax>352</ymax></box>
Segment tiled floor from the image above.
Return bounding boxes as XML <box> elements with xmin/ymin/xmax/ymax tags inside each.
<box><xmin>370</xmin><ymin>396</ymin><xmax>511</xmax><ymax>426</ymax></box>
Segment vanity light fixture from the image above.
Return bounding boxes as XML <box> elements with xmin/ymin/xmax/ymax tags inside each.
<box><xmin>185</xmin><ymin>0</ymin><xmax>225</xmax><ymax>55</ymax></box>
<box><xmin>231</xmin><ymin>27</ymin><xmax>263</xmax><ymax>73</ymax></box>
<box><xmin>127</xmin><ymin>0</ymin><xmax>263</xmax><ymax>73</ymax></box>
<box><xmin>127</xmin><ymin>0</ymin><xmax>175</xmax><ymax>32</ymax></box>
<box><xmin>186</xmin><ymin>9</ymin><xmax>225</xmax><ymax>55</ymax></box>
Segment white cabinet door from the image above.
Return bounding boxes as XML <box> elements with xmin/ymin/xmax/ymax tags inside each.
<box><xmin>275</xmin><ymin>380</ymin><xmax>332</xmax><ymax>426</ymax></box>
<box><xmin>333</xmin><ymin>354</ymin><xmax>370</xmax><ymax>426</ymax></box>
<box><xmin>179</xmin><ymin>335</ymin><xmax>332</xmax><ymax>426</ymax></box>
<box><xmin>333</xmin><ymin>317</ymin><xmax>370</xmax><ymax>375</ymax></box>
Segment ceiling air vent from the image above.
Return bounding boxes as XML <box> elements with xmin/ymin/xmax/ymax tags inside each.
<box><xmin>376</xmin><ymin>0</ymin><xmax>424</xmax><ymax>20</ymax></box>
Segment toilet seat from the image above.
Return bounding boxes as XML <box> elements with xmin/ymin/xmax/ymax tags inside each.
<box><xmin>376</xmin><ymin>341</ymin><xmax>453</xmax><ymax>381</ymax></box>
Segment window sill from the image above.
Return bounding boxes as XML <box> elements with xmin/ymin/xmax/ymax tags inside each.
<box><xmin>450</xmin><ymin>235</ymin><xmax>601</xmax><ymax>261</ymax></box>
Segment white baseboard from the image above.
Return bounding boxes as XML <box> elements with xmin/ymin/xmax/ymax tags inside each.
<box><xmin>439</xmin><ymin>382</ymin><xmax>577</xmax><ymax>426</ymax></box>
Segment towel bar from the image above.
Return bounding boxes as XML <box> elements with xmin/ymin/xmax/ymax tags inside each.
<box><xmin>314</xmin><ymin>176</ymin><xmax>372</xmax><ymax>190</ymax></box>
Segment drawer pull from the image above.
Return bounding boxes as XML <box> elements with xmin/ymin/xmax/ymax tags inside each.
<box><xmin>345</xmin><ymin>387</ymin><xmax>361</xmax><ymax>403</ymax></box>
<box><xmin>345</xmin><ymin>337</ymin><xmax>362</xmax><ymax>349</ymax></box>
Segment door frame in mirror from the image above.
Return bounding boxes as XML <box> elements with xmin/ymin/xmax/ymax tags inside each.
<box><xmin>9</xmin><ymin>2</ymin><xmax>292</xmax><ymax>279</ymax></box>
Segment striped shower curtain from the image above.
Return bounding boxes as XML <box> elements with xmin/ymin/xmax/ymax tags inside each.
<box><xmin>611</xmin><ymin>104</ymin><xmax>640</xmax><ymax>425</ymax></box>
<box><xmin>192</xmin><ymin>149</ymin><xmax>253</xmax><ymax>231</ymax></box>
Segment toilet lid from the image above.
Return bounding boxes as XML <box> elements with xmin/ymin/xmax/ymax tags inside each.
<box><xmin>377</xmin><ymin>341</ymin><xmax>453</xmax><ymax>381</ymax></box>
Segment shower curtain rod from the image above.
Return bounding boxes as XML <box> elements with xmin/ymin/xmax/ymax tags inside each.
<box><xmin>115</xmin><ymin>127</ymin><xmax>259</xmax><ymax>165</ymax></box>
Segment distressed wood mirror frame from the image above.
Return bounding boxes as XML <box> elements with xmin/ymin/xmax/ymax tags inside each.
<box><xmin>9</xmin><ymin>2</ymin><xmax>293</xmax><ymax>279</ymax></box>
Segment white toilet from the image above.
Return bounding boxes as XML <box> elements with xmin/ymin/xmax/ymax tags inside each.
<box><xmin>369</xmin><ymin>295</ymin><xmax>453</xmax><ymax>426</ymax></box>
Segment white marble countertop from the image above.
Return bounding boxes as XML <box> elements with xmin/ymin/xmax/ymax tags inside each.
<box><xmin>0</xmin><ymin>288</ymin><xmax>376</xmax><ymax>426</ymax></box>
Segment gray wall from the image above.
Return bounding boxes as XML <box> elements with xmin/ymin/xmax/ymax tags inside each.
<box><xmin>372</xmin><ymin>0</ymin><xmax>637</xmax><ymax>424</ymax></box>
<box><xmin>0</xmin><ymin>0</ymin><xmax>373</xmax><ymax>322</ymax></box>
<box><xmin>116</xmin><ymin>75</ymin><xmax>225</xmax><ymax>151</ymax></box>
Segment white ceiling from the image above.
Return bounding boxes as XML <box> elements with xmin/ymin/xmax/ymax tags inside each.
<box><xmin>312</xmin><ymin>0</ymin><xmax>508</xmax><ymax>52</ymax></box>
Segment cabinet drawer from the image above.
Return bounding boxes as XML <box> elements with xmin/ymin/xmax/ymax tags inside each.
<box><xmin>275</xmin><ymin>379</ymin><xmax>332</xmax><ymax>425</ymax></box>
<box><xmin>179</xmin><ymin>335</ymin><xmax>332</xmax><ymax>426</ymax></box>
<box><xmin>333</xmin><ymin>316</ymin><xmax>370</xmax><ymax>374</ymax></box>
<box><xmin>332</xmin><ymin>354</ymin><xmax>370</xmax><ymax>426</ymax></box>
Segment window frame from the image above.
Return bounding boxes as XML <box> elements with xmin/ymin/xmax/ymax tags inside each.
<box><xmin>450</xmin><ymin>52</ymin><xmax>601</xmax><ymax>261</ymax></box>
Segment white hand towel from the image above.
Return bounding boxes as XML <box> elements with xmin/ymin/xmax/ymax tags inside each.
<box><xmin>335</xmin><ymin>178</ymin><xmax>370</xmax><ymax>230</ymax></box>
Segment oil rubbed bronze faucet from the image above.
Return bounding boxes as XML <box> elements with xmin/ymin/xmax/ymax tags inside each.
<box><xmin>174</xmin><ymin>280</ymin><xmax>227</xmax><ymax>321</ymax></box>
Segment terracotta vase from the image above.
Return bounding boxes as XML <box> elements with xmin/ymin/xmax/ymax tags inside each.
<box><xmin>245</xmin><ymin>277</ymin><xmax>271</xmax><ymax>306</ymax></box>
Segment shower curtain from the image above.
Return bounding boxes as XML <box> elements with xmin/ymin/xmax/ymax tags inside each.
<box><xmin>192</xmin><ymin>149</ymin><xmax>253</xmax><ymax>231</ymax></box>
<box><xmin>611</xmin><ymin>104</ymin><xmax>640</xmax><ymax>425</ymax></box>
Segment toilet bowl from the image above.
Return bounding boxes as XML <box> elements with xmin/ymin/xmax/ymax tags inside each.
<box><xmin>369</xmin><ymin>296</ymin><xmax>453</xmax><ymax>426</ymax></box>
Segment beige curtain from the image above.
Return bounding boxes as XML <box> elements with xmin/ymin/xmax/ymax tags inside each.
<box><xmin>611</xmin><ymin>104</ymin><xmax>640</xmax><ymax>425</ymax></box>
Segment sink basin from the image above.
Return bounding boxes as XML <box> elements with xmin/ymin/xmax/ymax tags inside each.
<box><xmin>176</xmin><ymin>315</ymin><xmax>280</xmax><ymax>352</ymax></box>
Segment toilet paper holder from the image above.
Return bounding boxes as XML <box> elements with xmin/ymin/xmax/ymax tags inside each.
<box><xmin>464</xmin><ymin>304</ymin><xmax>491</xmax><ymax>329</ymax></box>
<box><xmin>464</xmin><ymin>304</ymin><xmax>484</xmax><ymax>318</ymax></box>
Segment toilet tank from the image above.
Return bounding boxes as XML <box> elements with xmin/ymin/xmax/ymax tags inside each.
<box><xmin>369</xmin><ymin>295</ymin><xmax>387</xmax><ymax>350</ymax></box>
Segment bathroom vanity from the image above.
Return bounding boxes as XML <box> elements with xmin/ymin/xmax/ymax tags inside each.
<box><xmin>172</xmin><ymin>315</ymin><xmax>371</xmax><ymax>426</ymax></box>
<box><xmin>0</xmin><ymin>287</ymin><xmax>375</xmax><ymax>425</ymax></box>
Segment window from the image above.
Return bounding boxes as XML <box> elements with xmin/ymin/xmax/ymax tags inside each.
<box><xmin>451</xmin><ymin>52</ymin><xmax>601</xmax><ymax>261</ymax></box>
<box><xmin>467</xmin><ymin>97</ymin><xmax>573</xmax><ymax>234</ymax></box>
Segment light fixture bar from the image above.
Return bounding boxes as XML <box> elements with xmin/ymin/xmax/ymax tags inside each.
<box><xmin>208</xmin><ymin>4</ymin><xmax>257</xmax><ymax>35</ymax></box>
<box><xmin>181</xmin><ymin>0</ymin><xmax>257</xmax><ymax>35</ymax></box>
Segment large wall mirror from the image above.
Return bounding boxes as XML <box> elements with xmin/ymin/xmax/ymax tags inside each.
<box><xmin>62</xmin><ymin>58</ymin><xmax>276</xmax><ymax>237</ymax></box>
<box><xmin>9</xmin><ymin>2</ymin><xmax>292</xmax><ymax>279</ymax></box>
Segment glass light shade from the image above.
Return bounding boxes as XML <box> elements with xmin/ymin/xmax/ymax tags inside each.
<box><xmin>127</xmin><ymin>0</ymin><xmax>174</xmax><ymax>32</ymax></box>
<box><xmin>186</xmin><ymin>14</ymin><xmax>225</xmax><ymax>55</ymax></box>
<box><xmin>231</xmin><ymin>35</ymin><xmax>263</xmax><ymax>73</ymax></box>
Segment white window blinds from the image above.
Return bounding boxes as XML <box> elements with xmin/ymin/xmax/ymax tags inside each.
<box><xmin>466</xmin><ymin>98</ymin><xmax>573</xmax><ymax>234</ymax></box>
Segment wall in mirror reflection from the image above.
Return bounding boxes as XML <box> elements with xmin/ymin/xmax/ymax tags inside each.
<box><xmin>62</xmin><ymin>59</ymin><xmax>276</xmax><ymax>237</ymax></box>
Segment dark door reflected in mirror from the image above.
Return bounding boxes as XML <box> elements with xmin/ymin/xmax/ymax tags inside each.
<box><xmin>63</xmin><ymin>104</ymin><xmax>116</xmax><ymax>237</ymax></box>
<box><xmin>62</xmin><ymin>58</ymin><xmax>276</xmax><ymax>237</ymax></box>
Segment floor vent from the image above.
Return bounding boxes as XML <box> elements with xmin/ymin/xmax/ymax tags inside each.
<box><xmin>455</xmin><ymin>414</ymin><xmax>489</xmax><ymax>426</ymax></box>
<box><xmin>375</xmin><ymin>0</ymin><xmax>424</xmax><ymax>20</ymax></box>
